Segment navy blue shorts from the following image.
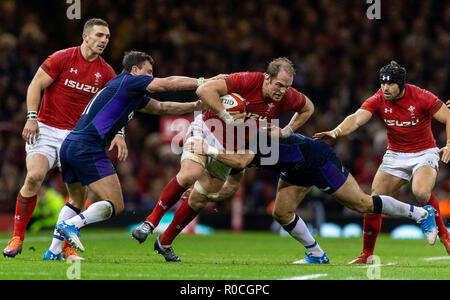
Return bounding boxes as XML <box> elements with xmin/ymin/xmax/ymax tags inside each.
<box><xmin>60</xmin><ymin>139</ymin><xmax>116</xmax><ymax>186</ymax></box>
<box><xmin>280</xmin><ymin>150</ymin><xmax>349</xmax><ymax>194</ymax></box>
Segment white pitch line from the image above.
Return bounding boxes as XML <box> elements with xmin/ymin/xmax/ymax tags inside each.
<box><xmin>279</xmin><ymin>273</ymin><xmax>328</xmax><ymax>280</ymax></box>
<box><xmin>355</xmin><ymin>262</ymin><xmax>397</xmax><ymax>268</ymax></box>
<box><xmin>422</xmin><ymin>256</ymin><xmax>450</xmax><ymax>261</ymax></box>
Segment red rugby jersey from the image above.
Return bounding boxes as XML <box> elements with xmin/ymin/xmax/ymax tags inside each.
<box><xmin>361</xmin><ymin>84</ymin><xmax>443</xmax><ymax>153</ymax></box>
<box><xmin>202</xmin><ymin>72</ymin><xmax>306</xmax><ymax>150</ymax></box>
<box><xmin>38</xmin><ymin>46</ymin><xmax>116</xmax><ymax>130</ymax></box>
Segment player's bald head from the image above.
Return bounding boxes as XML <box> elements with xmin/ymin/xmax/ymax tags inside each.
<box><xmin>83</xmin><ymin>18</ymin><xmax>109</xmax><ymax>34</ymax></box>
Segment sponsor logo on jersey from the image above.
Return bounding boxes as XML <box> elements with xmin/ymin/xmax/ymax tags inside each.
<box><xmin>384</xmin><ymin>119</ymin><xmax>420</xmax><ymax>127</ymax></box>
<box><xmin>64</xmin><ymin>79</ymin><xmax>99</xmax><ymax>94</ymax></box>
<box><xmin>245</xmin><ymin>112</ymin><xmax>267</xmax><ymax>121</ymax></box>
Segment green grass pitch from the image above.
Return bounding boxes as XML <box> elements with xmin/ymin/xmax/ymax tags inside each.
<box><xmin>1</xmin><ymin>229</ymin><xmax>449</xmax><ymax>280</ymax></box>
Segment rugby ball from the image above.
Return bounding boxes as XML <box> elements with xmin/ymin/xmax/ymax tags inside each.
<box><xmin>220</xmin><ymin>93</ymin><xmax>246</xmax><ymax>114</ymax></box>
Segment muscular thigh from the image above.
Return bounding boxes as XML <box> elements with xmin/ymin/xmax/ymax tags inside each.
<box><xmin>25</xmin><ymin>153</ymin><xmax>51</xmax><ymax>177</ymax></box>
<box><xmin>332</xmin><ymin>173</ymin><xmax>372</xmax><ymax>212</ymax></box>
<box><xmin>411</xmin><ymin>166</ymin><xmax>437</xmax><ymax>203</ymax></box>
<box><xmin>273</xmin><ymin>180</ymin><xmax>311</xmax><ymax>219</ymax></box>
<box><xmin>371</xmin><ymin>170</ymin><xmax>407</xmax><ymax>196</ymax></box>
<box><xmin>177</xmin><ymin>157</ymin><xmax>208</xmax><ymax>187</ymax></box>
<box><xmin>87</xmin><ymin>174</ymin><xmax>123</xmax><ymax>206</ymax></box>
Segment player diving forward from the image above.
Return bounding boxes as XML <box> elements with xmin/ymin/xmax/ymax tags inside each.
<box><xmin>44</xmin><ymin>51</ymin><xmax>214</xmax><ymax>257</ymax></box>
<box><xmin>163</xmin><ymin>134</ymin><xmax>438</xmax><ymax>263</ymax></box>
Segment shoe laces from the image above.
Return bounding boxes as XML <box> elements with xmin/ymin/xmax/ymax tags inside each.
<box><xmin>161</xmin><ymin>244</ymin><xmax>179</xmax><ymax>260</ymax></box>
<box><xmin>140</xmin><ymin>222</ymin><xmax>153</xmax><ymax>233</ymax></box>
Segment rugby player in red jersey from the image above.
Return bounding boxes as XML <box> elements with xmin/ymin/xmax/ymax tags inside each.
<box><xmin>314</xmin><ymin>61</ymin><xmax>450</xmax><ymax>263</ymax></box>
<box><xmin>132</xmin><ymin>57</ymin><xmax>315</xmax><ymax>261</ymax></box>
<box><xmin>3</xmin><ymin>18</ymin><xmax>123</xmax><ymax>260</ymax></box>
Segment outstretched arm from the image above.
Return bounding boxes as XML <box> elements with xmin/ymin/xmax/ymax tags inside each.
<box><xmin>313</xmin><ymin>108</ymin><xmax>372</xmax><ymax>140</ymax></box>
<box><xmin>139</xmin><ymin>99</ymin><xmax>203</xmax><ymax>115</ymax></box>
<box><xmin>146</xmin><ymin>74</ymin><xmax>229</xmax><ymax>93</ymax></box>
<box><xmin>146</xmin><ymin>76</ymin><xmax>201</xmax><ymax>92</ymax></box>
<box><xmin>183</xmin><ymin>139</ymin><xmax>255</xmax><ymax>169</ymax></box>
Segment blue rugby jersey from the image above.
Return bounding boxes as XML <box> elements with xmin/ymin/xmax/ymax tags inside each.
<box><xmin>66</xmin><ymin>73</ymin><xmax>153</xmax><ymax>146</ymax></box>
<box><xmin>250</xmin><ymin>133</ymin><xmax>349</xmax><ymax>193</ymax></box>
<box><xmin>251</xmin><ymin>134</ymin><xmax>333</xmax><ymax>172</ymax></box>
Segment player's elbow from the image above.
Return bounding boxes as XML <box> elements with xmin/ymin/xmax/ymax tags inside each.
<box><xmin>303</xmin><ymin>97</ymin><xmax>315</xmax><ymax>116</ymax></box>
<box><xmin>196</xmin><ymin>84</ymin><xmax>207</xmax><ymax>99</ymax></box>
<box><xmin>306</xmin><ymin>104</ymin><xmax>314</xmax><ymax>118</ymax></box>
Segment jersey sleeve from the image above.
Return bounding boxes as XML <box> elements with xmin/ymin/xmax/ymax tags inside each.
<box><xmin>104</xmin><ymin>64</ymin><xmax>117</xmax><ymax>82</ymax></box>
<box><xmin>360</xmin><ymin>91</ymin><xmax>382</xmax><ymax>114</ymax></box>
<box><xmin>281</xmin><ymin>89</ymin><xmax>306</xmax><ymax>112</ymax></box>
<box><xmin>421</xmin><ymin>88</ymin><xmax>443</xmax><ymax>115</ymax></box>
<box><xmin>138</xmin><ymin>95</ymin><xmax>152</xmax><ymax>110</ymax></box>
<box><xmin>126</xmin><ymin>75</ymin><xmax>154</xmax><ymax>93</ymax></box>
<box><xmin>40</xmin><ymin>50</ymin><xmax>67</xmax><ymax>80</ymax></box>
<box><xmin>225</xmin><ymin>72</ymin><xmax>261</xmax><ymax>94</ymax></box>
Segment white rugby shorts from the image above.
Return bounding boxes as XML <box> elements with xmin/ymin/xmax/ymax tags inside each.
<box><xmin>25</xmin><ymin>121</ymin><xmax>71</xmax><ymax>170</ymax></box>
<box><xmin>181</xmin><ymin>114</ymin><xmax>231</xmax><ymax>181</ymax></box>
<box><xmin>378</xmin><ymin>147</ymin><xmax>440</xmax><ymax>181</ymax></box>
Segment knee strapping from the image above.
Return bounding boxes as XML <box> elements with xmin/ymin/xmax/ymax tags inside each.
<box><xmin>181</xmin><ymin>151</ymin><xmax>206</xmax><ymax>168</ymax></box>
<box><xmin>193</xmin><ymin>181</ymin><xmax>220</xmax><ymax>200</ymax></box>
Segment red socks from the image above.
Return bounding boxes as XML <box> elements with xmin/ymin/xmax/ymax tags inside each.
<box><xmin>146</xmin><ymin>177</ymin><xmax>187</xmax><ymax>227</ymax></box>
<box><xmin>159</xmin><ymin>199</ymin><xmax>199</xmax><ymax>246</ymax></box>
<box><xmin>361</xmin><ymin>193</ymin><xmax>448</xmax><ymax>255</ymax></box>
<box><xmin>13</xmin><ymin>193</ymin><xmax>37</xmax><ymax>240</ymax></box>
<box><xmin>362</xmin><ymin>213</ymin><xmax>383</xmax><ymax>256</ymax></box>
<box><xmin>423</xmin><ymin>194</ymin><xmax>448</xmax><ymax>238</ymax></box>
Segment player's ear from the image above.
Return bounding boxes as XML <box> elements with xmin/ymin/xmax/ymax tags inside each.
<box><xmin>130</xmin><ymin>65</ymin><xmax>139</xmax><ymax>75</ymax></box>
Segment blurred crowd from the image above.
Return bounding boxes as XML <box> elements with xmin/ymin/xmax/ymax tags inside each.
<box><xmin>0</xmin><ymin>0</ymin><xmax>449</xmax><ymax>220</ymax></box>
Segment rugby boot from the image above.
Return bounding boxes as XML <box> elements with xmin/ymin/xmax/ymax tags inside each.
<box><xmin>56</xmin><ymin>221</ymin><xmax>84</xmax><ymax>252</ymax></box>
<box><xmin>418</xmin><ymin>206</ymin><xmax>438</xmax><ymax>245</ymax></box>
<box><xmin>348</xmin><ymin>252</ymin><xmax>374</xmax><ymax>264</ymax></box>
<box><xmin>2</xmin><ymin>236</ymin><xmax>23</xmax><ymax>258</ymax></box>
<box><xmin>43</xmin><ymin>250</ymin><xmax>63</xmax><ymax>261</ymax></box>
<box><xmin>154</xmin><ymin>236</ymin><xmax>181</xmax><ymax>262</ymax></box>
<box><xmin>62</xmin><ymin>246</ymin><xmax>85</xmax><ymax>260</ymax></box>
<box><xmin>293</xmin><ymin>252</ymin><xmax>330</xmax><ymax>264</ymax></box>
<box><xmin>132</xmin><ymin>221</ymin><xmax>154</xmax><ymax>244</ymax></box>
